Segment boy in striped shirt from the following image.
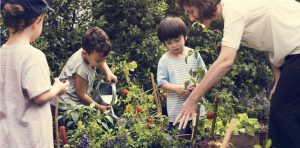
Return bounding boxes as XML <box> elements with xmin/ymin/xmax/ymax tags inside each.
<box><xmin>157</xmin><ymin>16</ymin><xmax>206</xmax><ymax>134</ymax></box>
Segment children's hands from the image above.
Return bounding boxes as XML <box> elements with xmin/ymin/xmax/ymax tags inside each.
<box><xmin>53</xmin><ymin>77</ymin><xmax>69</xmax><ymax>96</ymax></box>
<box><xmin>106</xmin><ymin>72</ymin><xmax>118</xmax><ymax>84</ymax></box>
<box><xmin>187</xmin><ymin>85</ymin><xmax>196</xmax><ymax>93</ymax></box>
<box><xmin>97</xmin><ymin>104</ymin><xmax>111</xmax><ymax>113</ymax></box>
<box><xmin>175</xmin><ymin>85</ymin><xmax>190</xmax><ymax>97</ymax></box>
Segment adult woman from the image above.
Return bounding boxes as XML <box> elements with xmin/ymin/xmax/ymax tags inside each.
<box><xmin>173</xmin><ymin>0</ymin><xmax>300</xmax><ymax>147</ymax></box>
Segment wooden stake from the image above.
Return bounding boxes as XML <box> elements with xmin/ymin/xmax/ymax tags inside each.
<box><xmin>150</xmin><ymin>73</ymin><xmax>161</xmax><ymax>114</ymax></box>
<box><xmin>211</xmin><ymin>96</ymin><xmax>220</xmax><ymax>140</ymax></box>
<box><xmin>191</xmin><ymin>103</ymin><xmax>201</xmax><ymax>147</ymax></box>
<box><xmin>221</xmin><ymin>118</ymin><xmax>238</xmax><ymax>148</ymax></box>
<box><xmin>55</xmin><ymin>96</ymin><xmax>60</xmax><ymax>148</ymax></box>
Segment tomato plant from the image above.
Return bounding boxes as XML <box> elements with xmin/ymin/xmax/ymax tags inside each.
<box><xmin>136</xmin><ymin>106</ymin><xmax>143</xmax><ymax>113</ymax></box>
<box><xmin>207</xmin><ymin>112</ymin><xmax>214</xmax><ymax>120</ymax></box>
<box><xmin>122</xmin><ymin>89</ymin><xmax>128</xmax><ymax>96</ymax></box>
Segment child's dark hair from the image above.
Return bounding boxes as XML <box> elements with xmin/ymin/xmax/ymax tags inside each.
<box><xmin>1</xmin><ymin>3</ymin><xmax>42</xmax><ymax>33</ymax></box>
<box><xmin>82</xmin><ymin>27</ymin><xmax>112</xmax><ymax>56</ymax></box>
<box><xmin>157</xmin><ymin>16</ymin><xmax>187</xmax><ymax>43</ymax></box>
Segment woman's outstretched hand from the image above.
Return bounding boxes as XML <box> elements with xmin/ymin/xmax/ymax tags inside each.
<box><xmin>173</xmin><ymin>97</ymin><xmax>198</xmax><ymax>129</ymax></box>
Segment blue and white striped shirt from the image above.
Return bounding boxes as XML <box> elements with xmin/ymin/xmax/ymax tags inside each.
<box><xmin>157</xmin><ymin>47</ymin><xmax>206</xmax><ymax>122</ymax></box>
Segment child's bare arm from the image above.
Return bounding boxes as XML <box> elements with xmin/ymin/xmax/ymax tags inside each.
<box><xmin>74</xmin><ymin>74</ymin><xmax>111</xmax><ymax>112</ymax></box>
<box><xmin>161</xmin><ymin>83</ymin><xmax>190</xmax><ymax>97</ymax></box>
<box><xmin>33</xmin><ymin>78</ymin><xmax>69</xmax><ymax>105</ymax></box>
<box><xmin>98</xmin><ymin>61</ymin><xmax>118</xmax><ymax>83</ymax></box>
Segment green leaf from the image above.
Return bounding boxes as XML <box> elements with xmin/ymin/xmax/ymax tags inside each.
<box><xmin>266</xmin><ymin>139</ymin><xmax>272</xmax><ymax>148</ymax></box>
<box><xmin>254</xmin><ymin>145</ymin><xmax>263</xmax><ymax>148</ymax></box>
<box><xmin>67</xmin><ymin>121</ymin><xmax>73</xmax><ymax>128</ymax></box>
<box><xmin>105</xmin><ymin>115</ymin><xmax>114</xmax><ymax>124</ymax></box>
<box><xmin>100</xmin><ymin>122</ymin><xmax>109</xmax><ymax>131</ymax></box>
<box><xmin>70</xmin><ymin>112</ymin><xmax>79</xmax><ymax>123</ymax></box>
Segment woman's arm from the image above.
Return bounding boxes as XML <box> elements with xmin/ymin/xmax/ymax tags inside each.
<box><xmin>265</xmin><ymin>52</ymin><xmax>281</xmax><ymax>99</ymax></box>
<box><xmin>174</xmin><ymin>46</ymin><xmax>237</xmax><ymax>129</ymax></box>
<box><xmin>269</xmin><ymin>64</ymin><xmax>280</xmax><ymax>99</ymax></box>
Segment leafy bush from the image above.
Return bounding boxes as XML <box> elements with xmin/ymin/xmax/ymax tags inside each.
<box><xmin>62</xmin><ymin>84</ymin><xmax>185</xmax><ymax>147</ymax></box>
<box><xmin>89</xmin><ymin>0</ymin><xmax>168</xmax><ymax>89</ymax></box>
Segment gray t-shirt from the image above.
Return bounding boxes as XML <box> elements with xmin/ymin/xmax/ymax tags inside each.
<box><xmin>51</xmin><ymin>48</ymin><xmax>96</xmax><ymax>108</ymax></box>
<box><xmin>0</xmin><ymin>43</ymin><xmax>53</xmax><ymax>147</ymax></box>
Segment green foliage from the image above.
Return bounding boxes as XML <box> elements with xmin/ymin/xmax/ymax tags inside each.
<box><xmin>254</xmin><ymin>139</ymin><xmax>272</xmax><ymax>148</ymax></box>
<box><xmin>232</xmin><ymin>113</ymin><xmax>261</xmax><ymax>136</ymax></box>
<box><xmin>184</xmin><ymin>64</ymin><xmax>206</xmax><ymax>89</ymax></box>
<box><xmin>111</xmin><ymin>60</ymin><xmax>138</xmax><ymax>85</ymax></box>
<box><xmin>198</xmin><ymin>89</ymin><xmax>237</xmax><ymax>139</ymax></box>
<box><xmin>62</xmin><ymin>83</ymin><xmax>184</xmax><ymax>147</ymax></box>
<box><xmin>198</xmin><ymin>112</ymin><xmax>261</xmax><ymax>139</ymax></box>
<box><xmin>59</xmin><ymin>102</ymin><xmax>113</xmax><ymax>131</ymax></box>
<box><xmin>40</xmin><ymin>0</ymin><xmax>100</xmax><ymax>76</ymax></box>
<box><xmin>90</xmin><ymin>0</ymin><xmax>168</xmax><ymax>88</ymax></box>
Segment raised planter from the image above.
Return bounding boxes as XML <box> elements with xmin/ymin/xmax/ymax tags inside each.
<box><xmin>229</xmin><ymin>132</ymin><xmax>268</xmax><ymax>148</ymax></box>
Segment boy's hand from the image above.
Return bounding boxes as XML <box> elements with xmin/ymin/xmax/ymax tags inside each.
<box><xmin>187</xmin><ymin>85</ymin><xmax>196</xmax><ymax>93</ymax></box>
<box><xmin>96</xmin><ymin>104</ymin><xmax>111</xmax><ymax>113</ymax></box>
<box><xmin>106</xmin><ymin>72</ymin><xmax>118</xmax><ymax>84</ymax></box>
<box><xmin>53</xmin><ymin>77</ymin><xmax>69</xmax><ymax>96</ymax></box>
<box><xmin>175</xmin><ymin>85</ymin><xmax>190</xmax><ymax>97</ymax></box>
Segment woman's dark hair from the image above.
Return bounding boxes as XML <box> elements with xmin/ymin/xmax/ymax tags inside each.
<box><xmin>157</xmin><ymin>16</ymin><xmax>187</xmax><ymax>42</ymax></box>
<box><xmin>176</xmin><ymin>0</ymin><xmax>220</xmax><ymax>21</ymax></box>
<box><xmin>82</xmin><ymin>26</ymin><xmax>112</xmax><ymax>56</ymax></box>
<box><xmin>1</xmin><ymin>3</ymin><xmax>40</xmax><ymax>33</ymax></box>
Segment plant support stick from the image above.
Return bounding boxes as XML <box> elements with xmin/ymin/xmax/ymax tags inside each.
<box><xmin>55</xmin><ymin>96</ymin><xmax>60</xmax><ymax>148</ymax></box>
<box><xmin>191</xmin><ymin>103</ymin><xmax>201</xmax><ymax>147</ymax></box>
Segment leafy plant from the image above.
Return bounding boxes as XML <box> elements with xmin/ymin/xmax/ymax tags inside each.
<box><xmin>254</xmin><ymin>139</ymin><xmax>272</xmax><ymax>148</ymax></box>
<box><xmin>61</xmin><ymin>83</ymin><xmax>186</xmax><ymax>147</ymax></box>
<box><xmin>232</xmin><ymin>113</ymin><xmax>261</xmax><ymax>136</ymax></box>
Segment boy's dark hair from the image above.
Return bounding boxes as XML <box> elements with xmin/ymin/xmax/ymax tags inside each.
<box><xmin>157</xmin><ymin>16</ymin><xmax>187</xmax><ymax>43</ymax></box>
<box><xmin>82</xmin><ymin>27</ymin><xmax>112</xmax><ymax>56</ymax></box>
<box><xmin>176</xmin><ymin>0</ymin><xmax>220</xmax><ymax>22</ymax></box>
<box><xmin>1</xmin><ymin>0</ymin><xmax>53</xmax><ymax>33</ymax></box>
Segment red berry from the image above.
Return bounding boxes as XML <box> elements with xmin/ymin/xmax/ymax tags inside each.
<box><xmin>136</xmin><ymin>106</ymin><xmax>143</xmax><ymax>113</ymax></box>
<box><xmin>162</xmin><ymin>93</ymin><xmax>168</xmax><ymax>99</ymax></box>
<box><xmin>207</xmin><ymin>112</ymin><xmax>214</xmax><ymax>120</ymax></box>
<box><xmin>122</xmin><ymin>89</ymin><xmax>128</xmax><ymax>96</ymax></box>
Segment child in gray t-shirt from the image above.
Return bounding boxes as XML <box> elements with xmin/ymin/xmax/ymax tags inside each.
<box><xmin>51</xmin><ymin>27</ymin><xmax>117</xmax><ymax>113</ymax></box>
